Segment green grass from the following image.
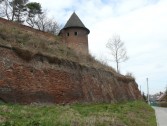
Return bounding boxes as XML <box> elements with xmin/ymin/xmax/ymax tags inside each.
<box><xmin>0</xmin><ymin>101</ymin><xmax>156</xmax><ymax>126</ymax></box>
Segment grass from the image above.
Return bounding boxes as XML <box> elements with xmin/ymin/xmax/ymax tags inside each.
<box><xmin>0</xmin><ymin>19</ymin><xmax>117</xmax><ymax>75</ymax></box>
<box><xmin>0</xmin><ymin>101</ymin><xmax>156</xmax><ymax>126</ymax></box>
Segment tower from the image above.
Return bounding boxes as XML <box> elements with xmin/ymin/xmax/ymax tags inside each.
<box><xmin>59</xmin><ymin>12</ymin><xmax>90</xmax><ymax>54</ymax></box>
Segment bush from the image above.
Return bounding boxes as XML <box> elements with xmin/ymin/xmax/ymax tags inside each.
<box><xmin>158</xmin><ymin>102</ymin><xmax>167</xmax><ymax>107</ymax></box>
<box><xmin>125</xmin><ymin>72</ymin><xmax>135</xmax><ymax>80</ymax></box>
<box><xmin>13</xmin><ymin>47</ymin><xmax>35</xmax><ymax>61</ymax></box>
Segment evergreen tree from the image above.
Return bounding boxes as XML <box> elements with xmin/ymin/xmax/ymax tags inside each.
<box><xmin>26</xmin><ymin>2</ymin><xmax>42</xmax><ymax>27</ymax></box>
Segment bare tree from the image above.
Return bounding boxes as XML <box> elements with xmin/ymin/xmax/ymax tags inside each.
<box><xmin>165</xmin><ymin>86</ymin><xmax>167</xmax><ymax>102</ymax></box>
<box><xmin>45</xmin><ymin>18</ymin><xmax>60</xmax><ymax>35</ymax></box>
<box><xmin>1</xmin><ymin>1</ymin><xmax>60</xmax><ymax>34</ymax></box>
<box><xmin>106</xmin><ymin>34</ymin><xmax>128</xmax><ymax>73</ymax></box>
<box><xmin>34</xmin><ymin>10</ymin><xmax>48</xmax><ymax>31</ymax></box>
<box><xmin>34</xmin><ymin>10</ymin><xmax>60</xmax><ymax>35</ymax></box>
<box><xmin>0</xmin><ymin>0</ymin><xmax>28</xmax><ymax>23</ymax></box>
<box><xmin>0</xmin><ymin>0</ymin><xmax>10</xmax><ymax>19</ymax></box>
<box><xmin>0</xmin><ymin>4</ymin><xmax>4</xmax><ymax>17</ymax></box>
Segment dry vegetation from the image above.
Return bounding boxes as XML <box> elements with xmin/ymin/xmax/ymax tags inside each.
<box><xmin>0</xmin><ymin>20</ymin><xmax>118</xmax><ymax>75</ymax></box>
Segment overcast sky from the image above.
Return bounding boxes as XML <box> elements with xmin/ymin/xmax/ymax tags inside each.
<box><xmin>30</xmin><ymin>0</ymin><xmax>167</xmax><ymax>95</ymax></box>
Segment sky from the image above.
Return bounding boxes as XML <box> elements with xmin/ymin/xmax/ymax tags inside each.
<box><xmin>30</xmin><ymin>0</ymin><xmax>167</xmax><ymax>95</ymax></box>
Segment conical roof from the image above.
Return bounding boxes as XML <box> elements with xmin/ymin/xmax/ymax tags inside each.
<box><xmin>63</xmin><ymin>12</ymin><xmax>90</xmax><ymax>34</ymax></box>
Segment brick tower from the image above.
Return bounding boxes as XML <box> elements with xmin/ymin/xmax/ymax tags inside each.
<box><xmin>59</xmin><ymin>12</ymin><xmax>90</xmax><ymax>54</ymax></box>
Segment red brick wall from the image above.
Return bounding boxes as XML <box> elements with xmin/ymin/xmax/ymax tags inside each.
<box><xmin>0</xmin><ymin>46</ymin><xmax>141</xmax><ymax>104</ymax></box>
<box><xmin>60</xmin><ymin>28</ymin><xmax>89</xmax><ymax>54</ymax></box>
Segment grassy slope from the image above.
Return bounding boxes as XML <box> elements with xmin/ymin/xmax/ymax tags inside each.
<box><xmin>0</xmin><ymin>101</ymin><xmax>156</xmax><ymax>126</ymax></box>
<box><xmin>0</xmin><ymin>20</ymin><xmax>116</xmax><ymax>74</ymax></box>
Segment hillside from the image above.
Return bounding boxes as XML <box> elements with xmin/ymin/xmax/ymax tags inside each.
<box><xmin>0</xmin><ymin>18</ymin><xmax>141</xmax><ymax>104</ymax></box>
<box><xmin>0</xmin><ymin>18</ymin><xmax>116</xmax><ymax>73</ymax></box>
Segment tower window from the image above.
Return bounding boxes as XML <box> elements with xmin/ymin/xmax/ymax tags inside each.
<box><xmin>67</xmin><ymin>33</ymin><xmax>69</xmax><ymax>36</ymax></box>
<box><xmin>74</xmin><ymin>32</ymin><xmax>78</xmax><ymax>36</ymax></box>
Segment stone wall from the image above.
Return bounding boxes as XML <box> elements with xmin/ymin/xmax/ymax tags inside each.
<box><xmin>0</xmin><ymin>45</ymin><xmax>141</xmax><ymax>104</ymax></box>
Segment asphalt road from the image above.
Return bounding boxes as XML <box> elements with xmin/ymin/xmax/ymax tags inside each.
<box><xmin>153</xmin><ymin>106</ymin><xmax>167</xmax><ymax>126</ymax></box>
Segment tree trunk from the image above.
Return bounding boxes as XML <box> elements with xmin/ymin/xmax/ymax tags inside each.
<box><xmin>116</xmin><ymin>61</ymin><xmax>119</xmax><ymax>73</ymax></box>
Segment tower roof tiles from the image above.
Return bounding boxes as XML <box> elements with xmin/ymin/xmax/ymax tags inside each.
<box><xmin>63</xmin><ymin>12</ymin><xmax>90</xmax><ymax>34</ymax></box>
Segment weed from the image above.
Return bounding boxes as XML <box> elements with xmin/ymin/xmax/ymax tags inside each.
<box><xmin>0</xmin><ymin>19</ymin><xmax>118</xmax><ymax>76</ymax></box>
<box><xmin>0</xmin><ymin>101</ymin><xmax>156</xmax><ymax>126</ymax></box>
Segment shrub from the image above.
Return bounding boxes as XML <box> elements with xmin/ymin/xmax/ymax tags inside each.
<box><xmin>158</xmin><ymin>102</ymin><xmax>167</xmax><ymax>107</ymax></box>
<box><xmin>125</xmin><ymin>72</ymin><xmax>135</xmax><ymax>79</ymax></box>
<box><xmin>13</xmin><ymin>47</ymin><xmax>35</xmax><ymax>61</ymax></box>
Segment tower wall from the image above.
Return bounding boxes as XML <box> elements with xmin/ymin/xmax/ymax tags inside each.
<box><xmin>60</xmin><ymin>28</ymin><xmax>89</xmax><ymax>54</ymax></box>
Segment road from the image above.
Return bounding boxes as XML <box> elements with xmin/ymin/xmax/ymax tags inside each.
<box><xmin>153</xmin><ymin>107</ymin><xmax>167</xmax><ymax>126</ymax></box>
